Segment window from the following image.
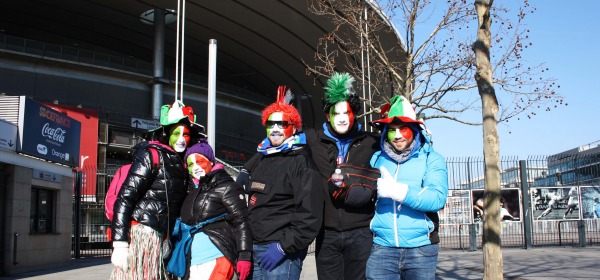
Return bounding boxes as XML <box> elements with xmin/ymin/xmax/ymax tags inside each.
<box><xmin>30</xmin><ymin>187</ymin><xmax>55</xmax><ymax>234</ymax></box>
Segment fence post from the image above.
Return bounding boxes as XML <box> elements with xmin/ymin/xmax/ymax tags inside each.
<box><xmin>469</xmin><ymin>224</ymin><xmax>477</xmax><ymax>251</ymax></box>
<box><xmin>74</xmin><ymin>170</ymin><xmax>82</xmax><ymax>258</ymax></box>
<box><xmin>519</xmin><ymin>160</ymin><xmax>533</xmax><ymax>249</ymax></box>
<box><xmin>578</xmin><ymin>220</ymin><xmax>586</xmax><ymax>247</ymax></box>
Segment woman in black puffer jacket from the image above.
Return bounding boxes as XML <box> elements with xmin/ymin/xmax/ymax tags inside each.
<box><xmin>178</xmin><ymin>140</ymin><xmax>252</xmax><ymax>280</ymax></box>
<box><xmin>110</xmin><ymin>102</ymin><xmax>204</xmax><ymax>280</ymax></box>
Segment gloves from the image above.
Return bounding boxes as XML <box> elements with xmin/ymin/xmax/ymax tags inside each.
<box><xmin>377</xmin><ymin>167</ymin><xmax>408</xmax><ymax>203</ymax></box>
<box><xmin>236</xmin><ymin>168</ymin><xmax>251</xmax><ymax>193</ymax></box>
<box><xmin>111</xmin><ymin>241</ymin><xmax>129</xmax><ymax>271</ymax></box>
<box><xmin>236</xmin><ymin>260</ymin><xmax>252</xmax><ymax>280</ymax></box>
<box><xmin>258</xmin><ymin>242</ymin><xmax>286</xmax><ymax>271</ymax></box>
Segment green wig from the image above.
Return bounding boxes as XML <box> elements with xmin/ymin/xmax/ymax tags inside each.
<box><xmin>322</xmin><ymin>72</ymin><xmax>360</xmax><ymax>113</ymax></box>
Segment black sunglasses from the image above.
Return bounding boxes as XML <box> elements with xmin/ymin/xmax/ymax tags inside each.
<box><xmin>266</xmin><ymin>121</ymin><xmax>292</xmax><ymax>129</ymax></box>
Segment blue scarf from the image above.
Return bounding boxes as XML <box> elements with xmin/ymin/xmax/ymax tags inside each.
<box><xmin>257</xmin><ymin>132</ymin><xmax>307</xmax><ymax>155</ymax></box>
<box><xmin>323</xmin><ymin>122</ymin><xmax>362</xmax><ymax>164</ymax></box>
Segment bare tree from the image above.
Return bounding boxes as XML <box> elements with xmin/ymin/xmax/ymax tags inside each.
<box><xmin>305</xmin><ymin>0</ymin><xmax>563</xmax><ymax>126</ymax></box>
<box><xmin>473</xmin><ymin>0</ymin><xmax>503</xmax><ymax>279</ymax></box>
<box><xmin>305</xmin><ymin>1</ymin><xmax>565</xmax><ymax>279</ymax></box>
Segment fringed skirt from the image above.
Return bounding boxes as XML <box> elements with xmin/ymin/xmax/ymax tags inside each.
<box><xmin>110</xmin><ymin>224</ymin><xmax>171</xmax><ymax>280</ymax></box>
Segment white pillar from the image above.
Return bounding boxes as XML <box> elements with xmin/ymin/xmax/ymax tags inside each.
<box><xmin>207</xmin><ymin>39</ymin><xmax>217</xmax><ymax>153</ymax></box>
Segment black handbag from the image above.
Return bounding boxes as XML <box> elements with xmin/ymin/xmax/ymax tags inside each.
<box><xmin>328</xmin><ymin>164</ymin><xmax>380</xmax><ymax>207</ymax></box>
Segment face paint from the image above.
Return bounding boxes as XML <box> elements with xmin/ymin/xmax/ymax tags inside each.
<box><xmin>266</xmin><ymin>112</ymin><xmax>295</xmax><ymax>147</ymax></box>
<box><xmin>386</xmin><ymin>123</ymin><xmax>414</xmax><ymax>152</ymax></box>
<box><xmin>327</xmin><ymin>102</ymin><xmax>355</xmax><ymax>135</ymax></box>
<box><xmin>169</xmin><ymin>125</ymin><xmax>191</xmax><ymax>153</ymax></box>
<box><xmin>186</xmin><ymin>153</ymin><xmax>213</xmax><ymax>180</ymax></box>
<box><xmin>387</xmin><ymin>126</ymin><xmax>413</xmax><ymax>142</ymax></box>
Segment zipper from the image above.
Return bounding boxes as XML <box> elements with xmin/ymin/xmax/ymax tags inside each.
<box><xmin>393</xmin><ymin>161</ymin><xmax>400</xmax><ymax>247</ymax></box>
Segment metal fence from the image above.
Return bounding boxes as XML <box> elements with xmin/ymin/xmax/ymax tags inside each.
<box><xmin>72</xmin><ymin>152</ymin><xmax>600</xmax><ymax>257</ymax></box>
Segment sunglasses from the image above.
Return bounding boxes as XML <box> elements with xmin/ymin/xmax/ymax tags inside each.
<box><xmin>266</xmin><ymin>121</ymin><xmax>292</xmax><ymax>129</ymax></box>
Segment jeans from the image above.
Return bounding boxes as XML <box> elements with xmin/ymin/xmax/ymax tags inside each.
<box><xmin>315</xmin><ymin>227</ymin><xmax>373</xmax><ymax>280</ymax></box>
<box><xmin>365</xmin><ymin>243</ymin><xmax>438</xmax><ymax>280</ymax></box>
<box><xmin>252</xmin><ymin>244</ymin><xmax>307</xmax><ymax>280</ymax></box>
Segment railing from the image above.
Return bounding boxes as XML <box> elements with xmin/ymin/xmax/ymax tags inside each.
<box><xmin>71</xmin><ymin>144</ymin><xmax>600</xmax><ymax>257</ymax></box>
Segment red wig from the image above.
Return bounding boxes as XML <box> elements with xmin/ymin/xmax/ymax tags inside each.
<box><xmin>261</xmin><ymin>86</ymin><xmax>302</xmax><ymax>129</ymax></box>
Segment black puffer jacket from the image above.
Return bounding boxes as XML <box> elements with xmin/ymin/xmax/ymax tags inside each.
<box><xmin>179</xmin><ymin>168</ymin><xmax>253</xmax><ymax>263</ymax></box>
<box><xmin>304</xmin><ymin>125</ymin><xmax>380</xmax><ymax>231</ymax></box>
<box><xmin>112</xmin><ymin>141</ymin><xmax>189</xmax><ymax>242</ymax></box>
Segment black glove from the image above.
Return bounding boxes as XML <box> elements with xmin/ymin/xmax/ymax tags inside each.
<box><xmin>236</xmin><ymin>168</ymin><xmax>251</xmax><ymax>193</ymax></box>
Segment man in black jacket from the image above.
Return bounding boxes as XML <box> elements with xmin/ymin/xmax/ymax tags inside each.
<box><xmin>304</xmin><ymin>72</ymin><xmax>380</xmax><ymax>280</ymax></box>
<box><xmin>246</xmin><ymin>86</ymin><xmax>323</xmax><ymax>280</ymax></box>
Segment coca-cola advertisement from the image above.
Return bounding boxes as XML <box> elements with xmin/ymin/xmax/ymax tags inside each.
<box><xmin>17</xmin><ymin>97</ymin><xmax>81</xmax><ymax>167</ymax></box>
<box><xmin>44</xmin><ymin>102</ymin><xmax>99</xmax><ymax>198</ymax></box>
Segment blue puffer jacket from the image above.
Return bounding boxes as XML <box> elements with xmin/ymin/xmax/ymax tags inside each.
<box><xmin>369</xmin><ymin>128</ymin><xmax>448</xmax><ymax>248</ymax></box>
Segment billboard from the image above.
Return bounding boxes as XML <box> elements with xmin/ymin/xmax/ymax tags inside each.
<box><xmin>579</xmin><ymin>186</ymin><xmax>600</xmax><ymax>219</ymax></box>
<box><xmin>471</xmin><ymin>188</ymin><xmax>521</xmax><ymax>223</ymax></box>
<box><xmin>531</xmin><ymin>186</ymin><xmax>580</xmax><ymax>220</ymax></box>
<box><xmin>439</xmin><ymin>190</ymin><xmax>472</xmax><ymax>225</ymax></box>
<box><xmin>17</xmin><ymin>97</ymin><xmax>81</xmax><ymax>167</ymax></box>
<box><xmin>44</xmin><ymin>103</ymin><xmax>99</xmax><ymax>198</ymax></box>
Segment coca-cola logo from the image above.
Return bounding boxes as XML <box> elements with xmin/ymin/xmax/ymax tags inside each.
<box><xmin>41</xmin><ymin>123</ymin><xmax>67</xmax><ymax>143</ymax></box>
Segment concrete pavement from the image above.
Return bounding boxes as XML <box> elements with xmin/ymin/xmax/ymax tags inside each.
<box><xmin>1</xmin><ymin>247</ymin><xmax>598</xmax><ymax>279</ymax></box>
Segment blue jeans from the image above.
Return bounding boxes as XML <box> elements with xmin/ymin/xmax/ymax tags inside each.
<box><xmin>315</xmin><ymin>227</ymin><xmax>372</xmax><ymax>280</ymax></box>
<box><xmin>252</xmin><ymin>244</ymin><xmax>307</xmax><ymax>280</ymax></box>
<box><xmin>366</xmin><ymin>243</ymin><xmax>438</xmax><ymax>280</ymax></box>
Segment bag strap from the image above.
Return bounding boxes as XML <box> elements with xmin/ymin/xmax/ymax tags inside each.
<box><xmin>192</xmin><ymin>212</ymin><xmax>228</xmax><ymax>232</ymax></box>
<box><xmin>149</xmin><ymin>147</ymin><xmax>160</xmax><ymax>170</ymax></box>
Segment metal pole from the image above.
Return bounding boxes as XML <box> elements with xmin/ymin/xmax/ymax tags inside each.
<box><xmin>207</xmin><ymin>39</ymin><xmax>217</xmax><ymax>152</ymax></box>
<box><xmin>152</xmin><ymin>9</ymin><xmax>165</xmax><ymax>119</ymax></box>
<box><xmin>519</xmin><ymin>160</ymin><xmax>533</xmax><ymax>249</ymax></box>
<box><xmin>469</xmin><ymin>223</ymin><xmax>477</xmax><ymax>251</ymax></box>
<box><xmin>74</xmin><ymin>170</ymin><xmax>82</xmax><ymax>258</ymax></box>
<box><xmin>578</xmin><ymin>220</ymin><xmax>586</xmax><ymax>247</ymax></box>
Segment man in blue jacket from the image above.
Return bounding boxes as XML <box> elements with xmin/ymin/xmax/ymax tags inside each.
<box><xmin>367</xmin><ymin>95</ymin><xmax>448</xmax><ymax>280</ymax></box>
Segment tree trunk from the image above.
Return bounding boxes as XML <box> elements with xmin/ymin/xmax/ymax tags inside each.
<box><xmin>473</xmin><ymin>0</ymin><xmax>503</xmax><ymax>279</ymax></box>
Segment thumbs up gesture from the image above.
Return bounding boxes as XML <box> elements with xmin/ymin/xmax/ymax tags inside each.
<box><xmin>377</xmin><ymin>167</ymin><xmax>408</xmax><ymax>203</ymax></box>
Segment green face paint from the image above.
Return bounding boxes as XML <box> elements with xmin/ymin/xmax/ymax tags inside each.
<box><xmin>169</xmin><ymin>125</ymin><xmax>190</xmax><ymax>152</ymax></box>
<box><xmin>387</xmin><ymin>128</ymin><xmax>397</xmax><ymax>143</ymax></box>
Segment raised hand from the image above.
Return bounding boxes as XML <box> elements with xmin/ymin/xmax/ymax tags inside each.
<box><xmin>377</xmin><ymin>166</ymin><xmax>408</xmax><ymax>203</ymax></box>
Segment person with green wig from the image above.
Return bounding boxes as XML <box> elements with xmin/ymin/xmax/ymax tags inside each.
<box><xmin>304</xmin><ymin>72</ymin><xmax>380</xmax><ymax>280</ymax></box>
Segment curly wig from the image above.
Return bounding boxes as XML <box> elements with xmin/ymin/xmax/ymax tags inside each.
<box><xmin>261</xmin><ymin>86</ymin><xmax>302</xmax><ymax>129</ymax></box>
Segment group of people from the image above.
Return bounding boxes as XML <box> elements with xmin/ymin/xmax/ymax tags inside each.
<box><xmin>108</xmin><ymin>72</ymin><xmax>449</xmax><ymax>280</ymax></box>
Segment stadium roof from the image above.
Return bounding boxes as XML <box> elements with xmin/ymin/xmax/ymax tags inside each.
<box><xmin>0</xmin><ymin>0</ymin><xmax>403</xmax><ymax>127</ymax></box>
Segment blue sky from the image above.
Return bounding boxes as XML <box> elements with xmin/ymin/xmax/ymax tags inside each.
<box><xmin>424</xmin><ymin>0</ymin><xmax>600</xmax><ymax>159</ymax></box>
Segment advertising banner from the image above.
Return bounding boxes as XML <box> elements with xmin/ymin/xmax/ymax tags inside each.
<box><xmin>579</xmin><ymin>186</ymin><xmax>600</xmax><ymax>219</ymax></box>
<box><xmin>471</xmin><ymin>188</ymin><xmax>521</xmax><ymax>223</ymax></box>
<box><xmin>439</xmin><ymin>190</ymin><xmax>472</xmax><ymax>225</ymax></box>
<box><xmin>531</xmin><ymin>186</ymin><xmax>580</xmax><ymax>220</ymax></box>
<box><xmin>45</xmin><ymin>103</ymin><xmax>99</xmax><ymax>198</ymax></box>
<box><xmin>18</xmin><ymin>97</ymin><xmax>81</xmax><ymax>167</ymax></box>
